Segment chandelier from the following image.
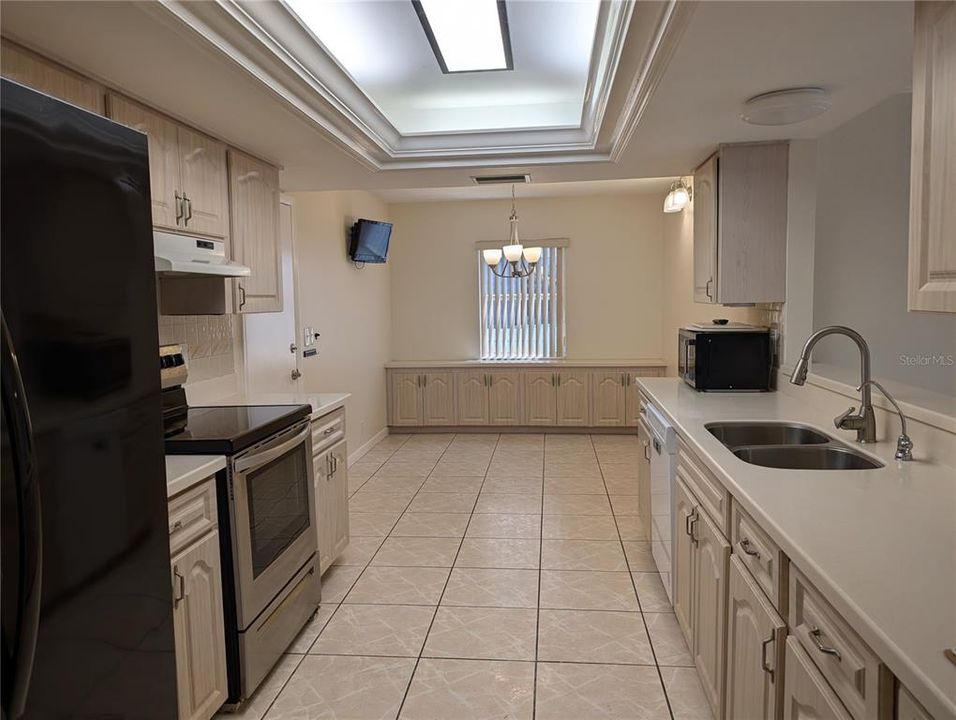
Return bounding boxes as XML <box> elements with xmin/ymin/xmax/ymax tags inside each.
<box><xmin>482</xmin><ymin>185</ymin><xmax>542</xmax><ymax>278</ymax></box>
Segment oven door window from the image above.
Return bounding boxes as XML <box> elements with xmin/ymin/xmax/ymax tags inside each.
<box><xmin>246</xmin><ymin>443</ymin><xmax>310</xmax><ymax>578</ymax></box>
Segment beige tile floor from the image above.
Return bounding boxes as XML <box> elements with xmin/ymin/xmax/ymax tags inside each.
<box><xmin>224</xmin><ymin>433</ymin><xmax>714</xmax><ymax>720</ymax></box>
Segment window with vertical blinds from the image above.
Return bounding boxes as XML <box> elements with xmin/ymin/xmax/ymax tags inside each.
<box><xmin>478</xmin><ymin>242</ymin><xmax>566</xmax><ymax>360</ymax></box>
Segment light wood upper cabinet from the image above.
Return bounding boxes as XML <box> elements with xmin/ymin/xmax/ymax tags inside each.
<box><xmin>107</xmin><ymin>94</ymin><xmax>182</xmax><ymax>230</ymax></box>
<box><xmin>783</xmin><ymin>638</ymin><xmax>853</xmax><ymax>720</ymax></box>
<box><xmin>694</xmin><ymin>153</ymin><xmax>719</xmax><ymax>303</ymax></box>
<box><xmin>1</xmin><ymin>40</ymin><xmax>103</xmax><ymax>113</ymax></box>
<box><xmin>488</xmin><ymin>371</ymin><xmax>521</xmax><ymax>425</ymax></box>
<box><xmin>229</xmin><ymin>149</ymin><xmax>282</xmax><ymax>313</ymax></box>
<box><xmin>316</xmin><ymin>438</ymin><xmax>349</xmax><ymax>574</ymax></box>
<box><xmin>422</xmin><ymin>372</ymin><xmax>454</xmax><ymax>425</ymax></box>
<box><xmin>171</xmin><ymin>529</ymin><xmax>227</xmax><ymax>720</ymax></box>
<box><xmin>523</xmin><ymin>371</ymin><xmax>557</xmax><ymax>425</ymax></box>
<box><xmin>108</xmin><ymin>93</ymin><xmax>228</xmax><ymax>238</ymax></box>
<box><xmin>556</xmin><ymin>370</ymin><xmax>589</xmax><ymax>426</ymax></box>
<box><xmin>390</xmin><ymin>372</ymin><xmax>423</xmax><ymax>426</ymax></box>
<box><xmin>908</xmin><ymin>0</ymin><xmax>956</xmax><ymax>313</ymax></box>
<box><xmin>457</xmin><ymin>372</ymin><xmax>489</xmax><ymax>425</ymax></box>
<box><xmin>179</xmin><ymin>125</ymin><xmax>229</xmax><ymax>238</ymax></box>
<box><xmin>694</xmin><ymin>142</ymin><xmax>789</xmax><ymax>305</ymax></box>
<box><xmin>693</xmin><ymin>508</ymin><xmax>731</xmax><ymax>718</ymax></box>
<box><xmin>591</xmin><ymin>371</ymin><xmax>627</xmax><ymax>426</ymax></box>
<box><xmin>726</xmin><ymin>555</ymin><xmax>786</xmax><ymax>720</ymax></box>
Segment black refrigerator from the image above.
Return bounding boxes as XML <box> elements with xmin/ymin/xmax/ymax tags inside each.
<box><xmin>1</xmin><ymin>80</ymin><xmax>178</xmax><ymax>718</ymax></box>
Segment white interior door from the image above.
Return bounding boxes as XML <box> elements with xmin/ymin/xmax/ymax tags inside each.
<box><xmin>243</xmin><ymin>197</ymin><xmax>301</xmax><ymax>393</ymax></box>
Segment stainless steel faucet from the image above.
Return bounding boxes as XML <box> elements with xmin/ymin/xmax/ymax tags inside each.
<box><xmin>789</xmin><ymin>326</ymin><xmax>876</xmax><ymax>443</ymax></box>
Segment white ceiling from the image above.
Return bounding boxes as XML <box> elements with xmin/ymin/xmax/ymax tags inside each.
<box><xmin>0</xmin><ymin>1</ymin><xmax>914</xmax><ymax>192</ymax></box>
<box><xmin>286</xmin><ymin>0</ymin><xmax>601</xmax><ymax>135</ymax></box>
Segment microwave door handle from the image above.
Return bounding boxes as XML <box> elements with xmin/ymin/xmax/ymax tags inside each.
<box><xmin>1</xmin><ymin>315</ymin><xmax>43</xmax><ymax>720</ymax></box>
<box><xmin>233</xmin><ymin>424</ymin><xmax>311</xmax><ymax>474</ymax></box>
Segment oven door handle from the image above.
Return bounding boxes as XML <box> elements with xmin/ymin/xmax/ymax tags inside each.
<box><xmin>233</xmin><ymin>424</ymin><xmax>311</xmax><ymax>474</ymax></box>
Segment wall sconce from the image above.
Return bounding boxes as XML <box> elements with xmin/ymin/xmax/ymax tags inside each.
<box><xmin>663</xmin><ymin>178</ymin><xmax>692</xmax><ymax>213</ymax></box>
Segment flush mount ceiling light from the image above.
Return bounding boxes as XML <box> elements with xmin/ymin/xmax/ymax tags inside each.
<box><xmin>663</xmin><ymin>177</ymin><xmax>692</xmax><ymax>213</ymax></box>
<box><xmin>413</xmin><ymin>0</ymin><xmax>513</xmax><ymax>74</ymax></box>
<box><xmin>741</xmin><ymin>87</ymin><xmax>831</xmax><ymax>126</ymax></box>
<box><xmin>483</xmin><ymin>185</ymin><xmax>541</xmax><ymax>278</ymax></box>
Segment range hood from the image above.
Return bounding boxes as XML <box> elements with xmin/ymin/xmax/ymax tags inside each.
<box><xmin>154</xmin><ymin>231</ymin><xmax>251</xmax><ymax>277</ymax></box>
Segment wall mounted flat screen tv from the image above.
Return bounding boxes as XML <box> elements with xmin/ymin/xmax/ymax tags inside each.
<box><xmin>349</xmin><ymin>219</ymin><xmax>392</xmax><ymax>263</ymax></box>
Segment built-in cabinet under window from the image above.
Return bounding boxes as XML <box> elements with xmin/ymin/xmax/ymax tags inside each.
<box><xmin>386</xmin><ymin>364</ymin><xmax>665</xmax><ymax>429</ymax></box>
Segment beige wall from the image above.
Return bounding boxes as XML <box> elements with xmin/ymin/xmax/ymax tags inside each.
<box><xmin>291</xmin><ymin>190</ymin><xmax>392</xmax><ymax>453</ymax></box>
<box><xmin>660</xmin><ymin>195</ymin><xmax>762</xmax><ymax>375</ymax></box>
<box><xmin>388</xmin><ymin>194</ymin><xmax>668</xmax><ymax>361</ymax></box>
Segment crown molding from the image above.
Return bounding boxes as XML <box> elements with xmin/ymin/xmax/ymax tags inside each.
<box><xmin>146</xmin><ymin>0</ymin><xmax>692</xmax><ymax>170</ymax></box>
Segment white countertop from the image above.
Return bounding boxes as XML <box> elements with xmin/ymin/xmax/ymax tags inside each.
<box><xmin>200</xmin><ymin>392</ymin><xmax>350</xmax><ymax>420</ymax></box>
<box><xmin>385</xmin><ymin>359</ymin><xmax>666</xmax><ymax>369</ymax></box>
<box><xmin>636</xmin><ymin>378</ymin><xmax>956</xmax><ymax>720</ymax></box>
<box><xmin>165</xmin><ymin>455</ymin><xmax>226</xmax><ymax>498</ymax></box>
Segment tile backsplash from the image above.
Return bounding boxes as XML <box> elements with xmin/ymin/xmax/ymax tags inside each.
<box><xmin>158</xmin><ymin>314</ymin><xmax>238</xmax><ymax>383</ymax></box>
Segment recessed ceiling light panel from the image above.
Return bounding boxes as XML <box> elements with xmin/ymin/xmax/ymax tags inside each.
<box><xmin>741</xmin><ymin>87</ymin><xmax>831</xmax><ymax>126</ymax></box>
<box><xmin>413</xmin><ymin>0</ymin><xmax>513</xmax><ymax>74</ymax></box>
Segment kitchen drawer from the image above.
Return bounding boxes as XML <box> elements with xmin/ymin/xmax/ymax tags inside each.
<box><xmin>677</xmin><ymin>439</ymin><xmax>730</xmax><ymax>533</ymax></box>
<box><xmin>312</xmin><ymin>407</ymin><xmax>345</xmax><ymax>456</ymax></box>
<box><xmin>789</xmin><ymin>567</ymin><xmax>891</xmax><ymax>720</ymax></box>
<box><xmin>731</xmin><ymin>500</ymin><xmax>786</xmax><ymax>612</ymax></box>
<box><xmin>168</xmin><ymin>477</ymin><xmax>218</xmax><ymax>555</ymax></box>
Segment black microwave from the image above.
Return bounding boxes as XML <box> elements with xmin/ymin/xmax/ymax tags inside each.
<box><xmin>678</xmin><ymin>328</ymin><xmax>773</xmax><ymax>391</ymax></box>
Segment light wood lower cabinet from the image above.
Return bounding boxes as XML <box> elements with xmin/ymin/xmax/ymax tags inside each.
<box><xmin>556</xmin><ymin>370</ymin><xmax>589</xmax><ymax>426</ymax></box>
<box><xmin>315</xmin><ymin>437</ymin><xmax>349</xmax><ymax>574</ymax></box>
<box><xmin>422</xmin><ymin>372</ymin><xmax>454</xmax><ymax>425</ymax></box>
<box><xmin>784</xmin><ymin>637</ymin><xmax>853</xmax><ymax>720</ymax></box>
<box><xmin>169</xmin><ymin>479</ymin><xmax>227</xmax><ymax>720</ymax></box>
<box><xmin>673</xmin><ymin>476</ymin><xmax>731</xmax><ymax>720</ymax></box>
<box><xmin>457</xmin><ymin>372</ymin><xmax>489</xmax><ymax>425</ymax></box>
<box><xmin>523</xmin><ymin>371</ymin><xmax>558</xmax><ymax>425</ymax></box>
<box><xmin>1</xmin><ymin>40</ymin><xmax>104</xmax><ymax>113</ymax></box>
<box><xmin>390</xmin><ymin>372</ymin><xmax>424</xmax><ymax>426</ymax></box>
<box><xmin>387</xmin><ymin>366</ymin><xmax>664</xmax><ymax>427</ymax></box>
<box><xmin>726</xmin><ymin>555</ymin><xmax>786</xmax><ymax>720</ymax></box>
<box><xmin>488</xmin><ymin>372</ymin><xmax>521</xmax><ymax>425</ymax></box>
<box><xmin>592</xmin><ymin>371</ymin><xmax>627</xmax><ymax>426</ymax></box>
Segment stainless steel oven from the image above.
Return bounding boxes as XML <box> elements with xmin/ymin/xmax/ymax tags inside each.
<box><xmin>227</xmin><ymin>419</ymin><xmax>321</xmax><ymax>699</ymax></box>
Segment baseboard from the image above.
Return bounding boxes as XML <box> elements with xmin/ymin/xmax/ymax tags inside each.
<box><xmin>387</xmin><ymin>425</ymin><xmax>640</xmax><ymax>435</ymax></box>
<box><xmin>348</xmin><ymin>426</ymin><xmax>389</xmax><ymax>466</ymax></box>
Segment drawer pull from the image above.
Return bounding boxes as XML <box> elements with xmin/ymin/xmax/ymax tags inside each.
<box><xmin>172</xmin><ymin>520</ymin><xmax>184</xmax><ymax>531</ymax></box>
<box><xmin>809</xmin><ymin>627</ymin><xmax>842</xmax><ymax>662</ymax></box>
<box><xmin>739</xmin><ymin>537</ymin><xmax>761</xmax><ymax>559</ymax></box>
<box><xmin>323</xmin><ymin>427</ymin><xmax>336</xmax><ymax>435</ymax></box>
<box><xmin>761</xmin><ymin>634</ymin><xmax>775</xmax><ymax>680</ymax></box>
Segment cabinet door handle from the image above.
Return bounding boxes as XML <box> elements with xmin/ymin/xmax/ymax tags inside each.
<box><xmin>808</xmin><ymin>627</ymin><xmax>842</xmax><ymax>662</ymax></box>
<box><xmin>184</xmin><ymin>194</ymin><xmax>193</xmax><ymax>224</ymax></box>
<box><xmin>238</xmin><ymin>284</ymin><xmax>247</xmax><ymax>310</ymax></box>
<box><xmin>423</xmin><ymin>375</ymin><xmax>427</xmax><ymax>387</ymax></box>
<box><xmin>739</xmin><ymin>537</ymin><xmax>761</xmax><ymax>559</ymax></box>
<box><xmin>175</xmin><ymin>192</ymin><xmax>183</xmax><ymax>224</ymax></box>
<box><xmin>643</xmin><ymin>442</ymin><xmax>651</xmax><ymax>461</ymax></box>
<box><xmin>705</xmin><ymin>277</ymin><xmax>713</xmax><ymax>300</ymax></box>
<box><xmin>173</xmin><ymin>567</ymin><xmax>185</xmax><ymax>607</ymax></box>
<box><xmin>688</xmin><ymin>509</ymin><xmax>699</xmax><ymax>545</ymax></box>
<box><xmin>556</xmin><ymin>374</ymin><xmax>561</xmax><ymax>387</ymax></box>
<box><xmin>761</xmin><ymin>634</ymin><xmax>775</xmax><ymax>680</ymax></box>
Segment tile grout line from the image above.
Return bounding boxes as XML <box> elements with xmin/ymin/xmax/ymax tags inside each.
<box><xmin>591</xmin><ymin>434</ymin><xmax>678</xmax><ymax>720</ymax></box>
<box><xmin>532</xmin><ymin>433</ymin><xmax>548</xmax><ymax>720</ymax></box>
<box><xmin>392</xmin><ymin>432</ymin><xmax>501</xmax><ymax>720</ymax></box>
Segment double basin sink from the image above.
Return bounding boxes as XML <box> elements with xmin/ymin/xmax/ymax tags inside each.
<box><xmin>706</xmin><ymin>422</ymin><xmax>884</xmax><ymax>470</ymax></box>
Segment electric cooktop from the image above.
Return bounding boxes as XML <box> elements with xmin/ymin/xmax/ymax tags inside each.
<box><xmin>164</xmin><ymin>403</ymin><xmax>310</xmax><ymax>455</ymax></box>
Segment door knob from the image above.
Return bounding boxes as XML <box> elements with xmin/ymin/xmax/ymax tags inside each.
<box><xmin>291</xmin><ymin>369</ymin><xmax>302</xmax><ymax>380</ymax></box>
